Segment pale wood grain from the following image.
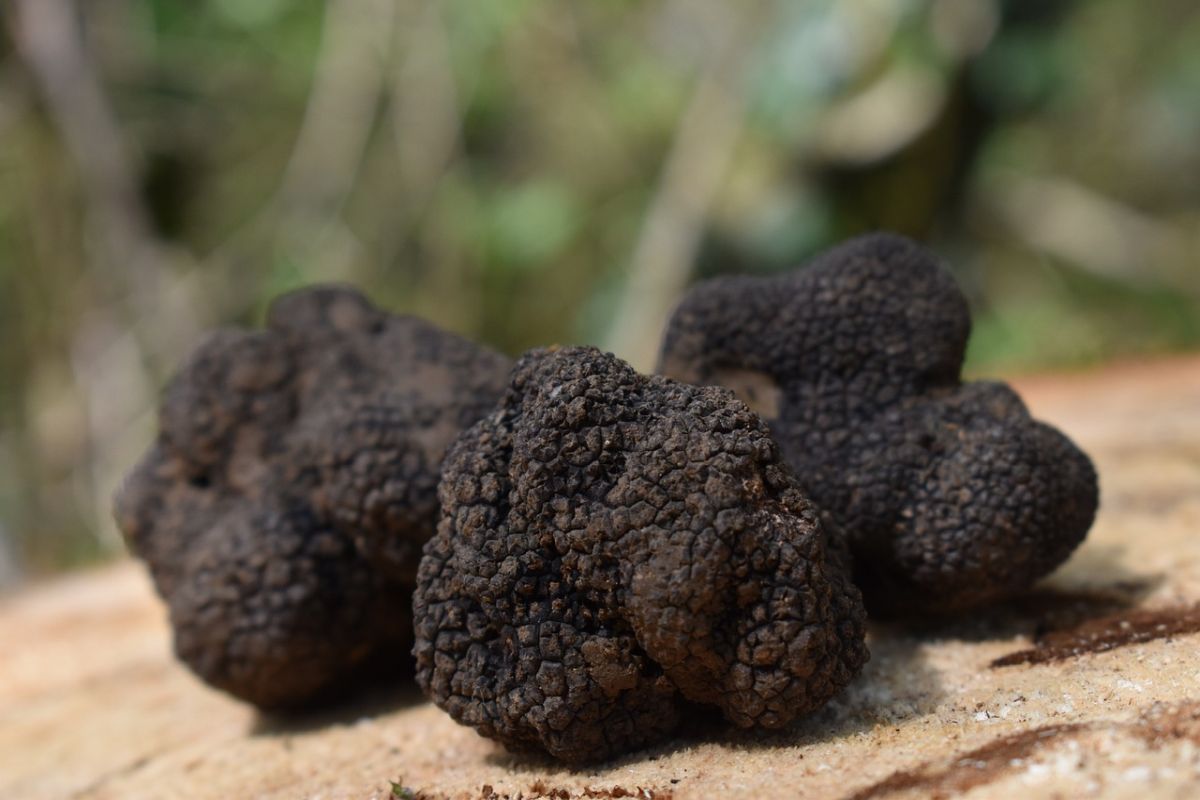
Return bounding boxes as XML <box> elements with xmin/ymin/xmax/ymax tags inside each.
<box><xmin>3</xmin><ymin>355</ymin><xmax>1198</xmax><ymax>800</ymax></box>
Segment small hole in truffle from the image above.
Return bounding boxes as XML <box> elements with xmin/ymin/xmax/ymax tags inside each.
<box><xmin>189</xmin><ymin>473</ymin><xmax>212</xmax><ymax>489</ymax></box>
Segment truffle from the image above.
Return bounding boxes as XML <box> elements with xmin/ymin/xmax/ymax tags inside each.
<box><xmin>114</xmin><ymin>285</ymin><xmax>511</xmax><ymax>708</ymax></box>
<box><xmin>413</xmin><ymin>346</ymin><xmax>868</xmax><ymax>763</ymax></box>
<box><xmin>659</xmin><ymin>232</ymin><xmax>1099</xmax><ymax>613</ymax></box>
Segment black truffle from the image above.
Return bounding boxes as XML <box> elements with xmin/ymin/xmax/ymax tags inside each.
<box><xmin>659</xmin><ymin>232</ymin><xmax>1099</xmax><ymax>614</ymax></box>
<box><xmin>413</xmin><ymin>346</ymin><xmax>868</xmax><ymax>763</ymax></box>
<box><xmin>115</xmin><ymin>285</ymin><xmax>511</xmax><ymax>708</ymax></box>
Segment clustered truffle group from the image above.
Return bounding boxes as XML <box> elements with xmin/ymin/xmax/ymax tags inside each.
<box><xmin>116</xmin><ymin>233</ymin><xmax>1098</xmax><ymax>762</ymax></box>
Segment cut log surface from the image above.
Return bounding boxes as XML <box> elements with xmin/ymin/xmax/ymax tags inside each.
<box><xmin>3</xmin><ymin>356</ymin><xmax>1199</xmax><ymax>800</ymax></box>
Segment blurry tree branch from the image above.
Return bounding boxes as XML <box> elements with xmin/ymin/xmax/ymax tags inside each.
<box><xmin>279</xmin><ymin>0</ymin><xmax>396</xmax><ymax>222</ymax></box>
<box><xmin>206</xmin><ymin>0</ymin><xmax>399</xmax><ymax>290</ymax></box>
<box><xmin>390</xmin><ymin>1</ymin><xmax>462</xmax><ymax>221</ymax></box>
<box><xmin>11</xmin><ymin>0</ymin><xmax>200</xmax><ymax>555</ymax></box>
<box><xmin>387</xmin><ymin>0</ymin><xmax>483</xmax><ymax>328</ymax></box>
<box><xmin>604</xmin><ymin>4</ymin><xmax>758</xmax><ymax>371</ymax></box>
<box><xmin>980</xmin><ymin>172</ymin><xmax>1199</xmax><ymax>294</ymax></box>
<box><xmin>13</xmin><ymin>0</ymin><xmax>166</xmax><ymax>314</ymax></box>
<box><xmin>11</xmin><ymin>0</ymin><xmax>206</xmax><ymax>355</ymax></box>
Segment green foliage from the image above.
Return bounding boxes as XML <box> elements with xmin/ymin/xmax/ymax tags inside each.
<box><xmin>0</xmin><ymin>0</ymin><xmax>1197</xmax><ymax>576</ymax></box>
<box><xmin>484</xmin><ymin>179</ymin><xmax>580</xmax><ymax>269</ymax></box>
<box><xmin>389</xmin><ymin>779</ymin><xmax>416</xmax><ymax>800</ymax></box>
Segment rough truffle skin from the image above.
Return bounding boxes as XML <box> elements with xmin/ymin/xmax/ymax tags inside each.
<box><xmin>114</xmin><ymin>285</ymin><xmax>511</xmax><ymax>708</ymax></box>
<box><xmin>413</xmin><ymin>346</ymin><xmax>868</xmax><ymax>763</ymax></box>
<box><xmin>658</xmin><ymin>232</ymin><xmax>1100</xmax><ymax>614</ymax></box>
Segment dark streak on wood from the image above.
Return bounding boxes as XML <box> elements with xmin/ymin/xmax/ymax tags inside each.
<box><xmin>392</xmin><ymin>782</ymin><xmax>675</xmax><ymax>800</ymax></box>
<box><xmin>991</xmin><ymin>603</ymin><xmax>1200</xmax><ymax>668</ymax></box>
<box><xmin>840</xmin><ymin>723</ymin><xmax>1092</xmax><ymax>800</ymax></box>
<box><xmin>842</xmin><ymin>700</ymin><xmax>1200</xmax><ymax>800</ymax></box>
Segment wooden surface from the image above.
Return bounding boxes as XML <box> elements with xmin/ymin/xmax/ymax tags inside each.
<box><xmin>3</xmin><ymin>355</ymin><xmax>1199</xmax><ymax>800</ymax></box>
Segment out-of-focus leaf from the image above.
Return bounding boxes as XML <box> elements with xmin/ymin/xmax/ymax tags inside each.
<box><xmin>485</xmin><ymin>180</ymin><xmax>581</xmax><ymax>270</ymax></box>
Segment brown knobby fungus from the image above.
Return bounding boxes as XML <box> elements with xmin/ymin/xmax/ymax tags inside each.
<box><xmin>659</xmin><ymin>232</ymin><xmax>1099</xmax><ymax>614</ymax></box>
<box><xmin>115</xmin><ymin>285</ymin><xmax>510</xmax><ymax>707</ymax></box>
<box><xmin>414</xmin><ymin>346</ymin><xmax>868</xmax><ymax>763</ymax></box>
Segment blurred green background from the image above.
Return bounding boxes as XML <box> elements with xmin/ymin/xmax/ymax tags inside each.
<box><xmin>0</xmin><ymin>0</ymin><xmax>1197</xmax><ymax>583</ymax></box>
